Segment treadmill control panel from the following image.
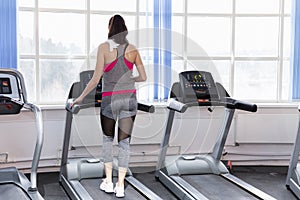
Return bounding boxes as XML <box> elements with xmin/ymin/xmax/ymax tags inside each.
<box><xmin>0</xmin><ymin>78</ymin><xmax>12</xmax><ymax>95</ymax></box>
<box><xmin>179</xmin><ymin>71</ymin><xmax>219</xmax><ymax>102</ymax></box>
<box><xmin>0</xmin><ymin>75</ymin><xmax>23</xmax><ymax>115</ymax></box>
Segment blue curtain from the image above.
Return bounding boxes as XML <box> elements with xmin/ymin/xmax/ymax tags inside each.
<box><xmin>153</xmin><ymin>0</ymin><xmax>160</xmax><ymax>99</ymax></box>
<box><xmin>292</xmin><ymin>0</ymin><xmax>300</xmax><ymax>99</ymax></box>
<box><xmin>162</xmin><ymin>0</ymin><xmax>172</xmax><ymax>99</ymax></box>
<box><xmin>153</xmin><ymin>0</ymin><xmax>172</xmax><ymax>100</ymax></box>
<box><xmin>0</xmin><ymin>0</ymin><xmax>17</xmax><ymax>69</ymax></box>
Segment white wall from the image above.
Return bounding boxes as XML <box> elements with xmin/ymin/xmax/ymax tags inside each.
<box><xmin>0</xmin><ymin>104</ymin><xmax>299</xmax><ymax>170</ymax></box>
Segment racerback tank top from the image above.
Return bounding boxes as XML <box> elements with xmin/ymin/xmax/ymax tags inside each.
<box><xmin>102</xmin><ymin>43</ymin><xmax>136</xmax><ymax>97</ymax></box>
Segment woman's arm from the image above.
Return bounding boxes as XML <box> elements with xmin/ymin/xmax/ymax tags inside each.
<box><xmin>132</xmin><ymin>50</ymin><xmax>147</xmax><ymax>82</ymax></box>
<box><xmin>71</xmin><ymin>44</ymin><xmax>105</xmax><ymax>106</ymax></box>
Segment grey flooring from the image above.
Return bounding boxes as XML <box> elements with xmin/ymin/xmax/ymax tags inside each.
<box><xmin>35</xmin><ymin>166</ymin><xmax>298</xmax><ymax>200</ymax></box>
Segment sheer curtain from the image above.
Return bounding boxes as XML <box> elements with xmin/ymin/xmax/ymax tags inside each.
<box><xmin>153</xmin><ymin>0</ymin><xmax>172</xmax><ymax>100</ymax></box>
<box><xmin>0</xmin><ymin>0</ymin><xmax>17</xmax><ymax>69</ymax></box>
<box><xmin>292</xmin><ymin>0</ymin><xmax>300</xmax><ymax>100</ymax></box>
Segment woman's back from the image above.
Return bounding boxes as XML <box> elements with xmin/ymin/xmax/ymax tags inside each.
<box><xmin>102</xmin><ymin>43</ymin><xmax>136</xmax><ymax>96</ymax></box>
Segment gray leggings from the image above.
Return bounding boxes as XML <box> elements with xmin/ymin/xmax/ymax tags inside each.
<box><xmin>101</xmin><ymin>113</ymin><xmax>136</xmax><ymax>168</ymax></box>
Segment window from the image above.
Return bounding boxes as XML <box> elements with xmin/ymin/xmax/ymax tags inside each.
<box><xmin>18</xmin><ymin>0</ymin><xmax>153</xmax><ymax>104</ymax></box>
<box><xmin>18</xmin><ymin>0</ymin><xmax>292</xmax><ymax>104</ymax></box>
<box><xmin>172</xmin><ymin>0</ymin><xmax>292</xmax><ymax>102</ymax></box>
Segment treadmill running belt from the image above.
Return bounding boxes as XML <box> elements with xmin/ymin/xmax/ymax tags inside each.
<box><xmin>0</xmin><ymin>183</ymin><xmax>30</xmax><ymax>200</ymax></box>
<box><xmin>80</xmin><ymin>178</ymin><xmax>146</xmax><ymax>199</ymax></box>
<box><xmin>180</xmin><ymin>174</ymin><xmax>258</xmax><ymax>200</ymax></box>
<box><xmin>133</xmin><ymin>170</ymin><xmax>177</xmax><ymax>199</ymax></box>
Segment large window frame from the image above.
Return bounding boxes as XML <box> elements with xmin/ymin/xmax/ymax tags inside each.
<box><xmin>172</xmin><ymin>0</ymin><xmax>291</xmax><ymax>103</ymax></box>
<box><xmin>18</xmin><ymin>0</ymin><xmax>292</xmax><ymax>105</ymax></box>
<box><xmin>18</xmin><ymin>0</ymin><xmax>153</xmax><ymax>105</ymax></box>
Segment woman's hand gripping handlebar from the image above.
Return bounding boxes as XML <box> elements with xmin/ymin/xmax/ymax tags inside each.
<box><xmin>66</xmin><ymin>98</ymin><xmax>155</xmax><ymax>114</ymax></box>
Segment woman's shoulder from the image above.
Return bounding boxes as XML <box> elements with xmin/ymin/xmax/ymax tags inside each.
<box><xmin>99</xmin><ymin>42</ymin><xmax>110</xmax><ymax>50</ymax></box>
<box><xmin>126</xmin><ymin>44</ymin><xmax>138</xmax><ymax>53</ymax></box>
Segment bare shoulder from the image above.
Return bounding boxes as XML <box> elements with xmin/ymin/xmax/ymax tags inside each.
<box><xmin>99</xmin><ymin>42</ymin><xmax>110</xmax><ymax>51</ymax></box>
<box><xmin>126</xmin><ymin>44</ymin><xmax>138</xmax><ymax>53</ymax></box>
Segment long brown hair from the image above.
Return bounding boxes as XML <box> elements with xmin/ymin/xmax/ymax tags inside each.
<box><xmin>108</xmin><ymin>15</ymin><xmax>128</xmax><ymax>44</ymax></box>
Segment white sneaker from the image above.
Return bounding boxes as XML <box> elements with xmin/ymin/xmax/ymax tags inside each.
<box><xmin>114</xmin><ymin>185</ymin><xmax>125</xmax><ymax>198</ymax></box>
<box><xmin>99</xmin><ymin>179</ymin><xmax>114</xmax><ymax>193</ymax></box>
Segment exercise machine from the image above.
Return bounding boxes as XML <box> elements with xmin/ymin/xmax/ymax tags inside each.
<box><xmin>59</xmin><ymin>70</ymin><xmax>162</xmax><ymax>199</ymax></box>
<box><xmin>155</xmin><ymin>70</ymin><xmax>276</xmax><ymax>200</ymax></box>
<box><xmin>286</xmin><ymin>103</ymin><xmax>300</xmax><ymax>198</ymax></box>
<box><xmin>0</xmin><ymin>69</ymin><xmax>44</xmax><ymax>200</ymax></box>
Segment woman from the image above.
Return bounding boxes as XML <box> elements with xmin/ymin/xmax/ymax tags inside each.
<box><xmin>71</xmin><ymin>14</ymin><xmax>146</xmax><ymax>198</ymax></box>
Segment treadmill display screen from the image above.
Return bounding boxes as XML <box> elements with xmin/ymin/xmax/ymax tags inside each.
<box><xmin>179</xmin><ymin>71</ymin><xmax>219</xmax><ymax>101</ymax></box>
<box><xmin>0</xmin><ymin>78</ymin><xmax>12</xmax><ymax>95</ymax></box>
<box><xmin>190</xmin><ymin>74</ymin><xmax>205</xmax><ymax>83</ymax></box>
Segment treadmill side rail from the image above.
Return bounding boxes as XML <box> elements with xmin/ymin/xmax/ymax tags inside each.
<box><xmin>170</xmin><ymin>175</ymin><xmax>210</xmax><ymax>200</ymax></box>
<box><xmin>221</xmin><ymin>174</ymin><xmax>276</xmax><ymax>200</ymax></box>
<box><xmin>157</xmin><ymin>171</ymin><xmax>198</xmax><ymax>200</ymax></box>
<box><xmin>288</xmin><ymin>178</ymin><xmax>300</xmax><ymax>199</ymax></box>
<box><xmin>125</xmin><ymin>176</ymin><xmax>163</xmax><ymax>200</ymax></box>
<box><xmin>60</xmin><ymin>175</ymin><xmax>92</xmax><ymax>200</ymax></box>
<box><xmin>70</xmin><ymin>180</ymin><xmax>94</xmax><ymax>200</ymax></box>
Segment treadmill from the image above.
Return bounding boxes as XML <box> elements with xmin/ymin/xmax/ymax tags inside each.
<box><xmin>59</xmin><ymin>70</ymin><xmax>162</xmax><ymax>200</ymax></box>
<box><xmin>155</xmin><ymin>70</ymin><xmax>276</xmax><ymax>200</ymax></box>
<box><xmin>286</xmin><ymin>104</ymin><xmax>300</xmax><ymax>198</ymax></box>
<box><xmin>0</xmin><ymin>69</ymin><xmax>44</xmax><ymax>200</ymax></box>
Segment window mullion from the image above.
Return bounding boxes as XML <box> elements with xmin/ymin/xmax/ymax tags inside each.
<box><xmin>35</xmin><ymin>0</ymin><xmax>40</xmax><ymax>104</ymax></box>
<box><xmin>231</xmin><ymin>0</ymin><xmax>236</xmax><ymax>97</ymax></box>
<box><xmin>86</xmin><ymin>0</ymin><xmax>90</xmax><ymax>70</ymax></box>
<box><xmin>183</xmin><ymin>0</ymin><xmax>188</xmax><ymax>71</ymax></box>
<box><xmin>278</xmin><ymin>0</ymin><xmax>285</xmax><ymax>102</ymax></box>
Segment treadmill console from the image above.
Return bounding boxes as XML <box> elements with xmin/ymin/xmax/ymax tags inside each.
<box><xmin>0</xmin><ymin>78</ymin><xmax>12</xmax><ymax>94</ymax></box>
<box><xmin>0</xmin><ymin>74</ymin><xmax>23</xmax><ymax>115</ymax></box>
<box><xmin>179</xmin><ymin>71</ymin><xmax>219</xmax><ymax>102</ymax></box>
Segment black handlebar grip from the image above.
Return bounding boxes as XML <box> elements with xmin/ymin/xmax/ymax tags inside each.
<box><xmin>71</xmin><ymin>105</ymin><xmax>80</xmax><ymax>114</ymax></box>
<box><xmin>65</xmin><ymin>99</ymin><xmax>80</xmax><ymax>114</ymax></box>
<box><xmin>65</xmin><ymin>101</ymin><xmax>72</xmax><ymax>112</ymax></box>
<box><xmin>138</xmin><ymin>103</ymin><xmax>155</xmax><ymax>113</ymax></box>
<box><xmin>234</xmin><ymin>100</ymin><xmax>257</xmax><ymax>112</ymax></box>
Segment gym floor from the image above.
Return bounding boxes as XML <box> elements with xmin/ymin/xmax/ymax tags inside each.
<box><xmin>35</xmin><ymin>166</ymin><xmax>297</xmax><ymax>200</ymax></box>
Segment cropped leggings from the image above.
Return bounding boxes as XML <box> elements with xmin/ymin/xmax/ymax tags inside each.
<box><xmin>101</xmin><ymin>113</ymin><xmax>136</xmax><ymax>168</ymax></box>
<box><xmin>101</xmin><ymin>93</ymin><xmax>137</xmax><ymax>168</ymax></box>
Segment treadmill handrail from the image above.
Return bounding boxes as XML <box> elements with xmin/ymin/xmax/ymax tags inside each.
<box><xmin>65</xmin><ymin>99</ymin><xmax>155</xmax><ymax>114</ymax></box>
<box><xmin>168</xmin><ymin>97</ymin><xmax>257</xmax><ymax>113</ymax></box>
<box><xmin>27</xmin><ymin>103</ymin><xmax>44</xmax><ymax>191</ymax></box>
<box><xmin>167</xmin><ymin>98</ymin><xmax>188</xmax><ymax>113</ymax></box>
<box><xmin>225</xmin><ymin>98</ymin><xmax>257</xmax><ymax>112</ymax></box>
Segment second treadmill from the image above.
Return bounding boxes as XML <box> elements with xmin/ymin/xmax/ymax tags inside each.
<box><xmin>155</xmin><ymin>70</ymin><xmax>276</xmax><ymax>200</ymax></box>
